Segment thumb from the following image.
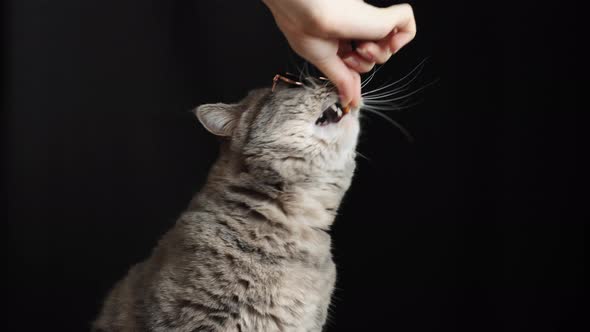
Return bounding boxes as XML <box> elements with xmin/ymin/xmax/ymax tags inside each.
<box><xmin>313</xmin><ymin>54</ymin><xmax>360</xmax><ymax>107</ymax></box>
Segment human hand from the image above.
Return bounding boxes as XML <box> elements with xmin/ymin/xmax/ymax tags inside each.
<box><xmin>263</xmin><ymin>0</ymin><xmax>416</xmax><ymax>107</ymax></box>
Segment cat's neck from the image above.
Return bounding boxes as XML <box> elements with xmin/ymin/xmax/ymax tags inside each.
<box><xmin>194</xmin><ymin>154</ymin><xmax>353</xmax><ymax>231</ymax></box>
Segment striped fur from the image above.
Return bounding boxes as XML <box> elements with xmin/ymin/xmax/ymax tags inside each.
<box><xmin>93</xmin><ymin>82</ymin><xmax>361</xmax><ymax>332</ymax></box>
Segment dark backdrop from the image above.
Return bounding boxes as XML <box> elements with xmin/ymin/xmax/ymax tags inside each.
<box><xmin>3</xmin><ymin>1</ymin><xmax>583</xmax><ymax>331</ymax></box>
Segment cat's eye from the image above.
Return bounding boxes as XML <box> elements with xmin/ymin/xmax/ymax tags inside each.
<box><xmin>316</xmin><ymin>103</ymin><xmax>346</xmax><ymax>126</ymax></box>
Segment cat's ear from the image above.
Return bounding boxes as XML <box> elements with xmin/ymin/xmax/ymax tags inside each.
<box><xmin>194</xmin><ymin>103</ymin><xmax>239</xmax><ymax>137</ymax></box>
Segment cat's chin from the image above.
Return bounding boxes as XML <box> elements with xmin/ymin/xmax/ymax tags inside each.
<box><xmin>319</xmin><ymin>115</ymin><xmax>360</xmax><ymax>171</ymax></box>
<box><xmin>337</xmin><ymin>110</ymin><xmax>361</xmax><ymax>153</ymax></box>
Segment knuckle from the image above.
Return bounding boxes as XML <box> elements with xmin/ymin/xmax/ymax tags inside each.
<box><xmin>407</xmin><ymin>27</ymin><xmax>417</xmax><ymax>40</ymax></box>
<box><xmin>359</xmin><ymin>63</ymin><xmax>376</xmax><ymax>74</ymax></box>
<box><xmin>376</xmin><ymin>52</ymin><xmax>392</xmax><ymax>64</ymax></box>
<box><xmin>307</xmin><ymin>12</ymin><xmax>337</xmax><ymax>35</ymax></box>
<box><xmin>398</xmin><ymin>3</ymin><xmax>417</xmax><ymax>37</ymax></box>
<box><xmin>400</xmin><ymin>3</ymin><xmax>414</xmax><ymax>16</ymax></box>
<box><xmin>332</xmin><ymin>76</ymin><xmax>348</xmax><ymax>89</ymax></box>
<box><xmin>406</xmin><ymin>5</ymin><xmax>418</xmax><ymax>36</ymax></box>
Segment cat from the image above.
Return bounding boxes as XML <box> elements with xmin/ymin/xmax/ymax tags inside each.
<box><xmin>93</xmin><ymin>78</ymin><xmax>361</xmax><ymax>332</ymax></box>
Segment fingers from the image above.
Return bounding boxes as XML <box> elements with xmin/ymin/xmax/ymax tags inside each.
<box><xmin>328</xmin><ymin>3</ymin><xmax>417</xmax><ymax>72</ymax></box>
<box><xmin>356</xmin><ymin>41</ymin><xmax>389</xmax><ymax>64</ymax></box>
<box><xmin>265</xmin><ymin>1</ymin><xmax>414</xmax><ymax>108</ymax></box>
<box><xmin>317</xmin><ymin>3</ymin><xmax>416</xmax><ymax>43</ymax></box>
<box><xmin>281</xmin><ymin>34</ymin><xmax>362</xmax><ymax>107</ymax></box>
<box><xmin>342</xmin><ymin>52</ymin><xmax>376</xmax><ymax>73</ymax></box>
<box><xmin>389</xmin><ymin>30</ymin><xmax>416</xmax><ymax>54</ymax></box>
<box><xmin>337</xmin><ymin>40</ymin><xmax>375</xmax><ymax>73</ymax></box>
<box><xmin>356</xmin><ymin>35</ymin><xmax>396</xmax><ymax>64</ymax></box>
<box><xmin>314</xmin><ymin>54</ymin><xmax>361</xmax><ymax>107</ymax></box>
<box><xmin>354</xmin><ymin>26</ymin><xmax>413</xmax><ymax>64</ymax></box>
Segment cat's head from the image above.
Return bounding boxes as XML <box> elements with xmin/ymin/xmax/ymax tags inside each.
<box><xmin>195</xmin><ymin>80</ymin><xmax>360</xmax><ymax>184</ymax></box>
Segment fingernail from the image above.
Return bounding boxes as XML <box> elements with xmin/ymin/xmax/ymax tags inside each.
<box><xmin>343</xmin><ymin>55</ymin><xmax>360</xmax><ymax>68</ymax></box>
<box><xmin>356</xmin><ymin>48</ymin><xmax>374</xmax><ymax>61</ymax></box>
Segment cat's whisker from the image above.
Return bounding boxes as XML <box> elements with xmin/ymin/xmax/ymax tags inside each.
<box><xmin>298</xmin><ymin>64</ymin><xmax>303</xmax><ymax>82</ymax></box>
<box><xmin>304</xmin><ymin>76</ymin><xmax>320</xmax><ymax>89</ymax></box>
<box><xmin>365</xmin><ymin>79</ymin><xmax>440</xmax><ymax>105</ymax></box>
<box><xmin>361</xmin><ymin>107</ymin><xmax>414</xmax><ymax>142</ymax></box>
<box><xmin>303</xmin><ymin>62</ymin><xmax>312</xmax><ymax>81</ymax></box>
<box><xmin>361</xmin><ymin>71</ymin><xmax>376</xmax><ymax>89</ymax></box>
<box><xmin>362</xmin><ymin>65</ymin><xmax>424</xmax><ymax>99</ymax></box>
<box><xmin>361</xmin><ymin>57</ymin><xmax>428</xmax><ymax>97</ymax></box>
<box><xmin>292</xmin><ymin>62</ymin><xmax>305</xmax><ymax>83</ymax></box>
<box><xmin>361</xmin><ymin>102</ymin><xmax>420</xmax><ymax>111</ymax></box>
<box><xmin>362</xmin><ymin>82</ymin><xmax>415</xmax><ymax>101</ymax></box>
<box><xmin>362</xmin><ymin>75</ymin><xmax>419</xmax><ymax>99</ymax></box>
<box><xmin>361</xmin><ymin>86</ymin><xmax>410</xmax><ymax>101</ymax></box>
<box><xmin>355</xmin><ymin>150</ymin><xmax>370</xmax><ymax>161</ymax></box>
<box><xmin>360</xmin><ymin>65</ymin><xmax>383</xmax><ymax>89</ymax></box>
<box><xmin>364</xmin><ymin>70</ymin><xmax>434</xmax><ymax>100</ymax></box>
<box><xmin>361</xmin><ymin>78</ymin><xmax>399</xmax><ymax>97</ymax></box>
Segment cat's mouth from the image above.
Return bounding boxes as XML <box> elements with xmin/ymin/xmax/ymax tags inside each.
<box><xmin>315</xmin><ymin>103</ymin><xmax>349</xmax><ymax>126</ymax></box>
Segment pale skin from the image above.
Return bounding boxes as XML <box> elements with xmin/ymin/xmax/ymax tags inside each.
<box><xmin>263</xmin><ymin>0</ymin><xmax>417</xmax><ymax>108</ymax></box>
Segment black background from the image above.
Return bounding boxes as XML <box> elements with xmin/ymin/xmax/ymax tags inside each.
<box><xmin>3</xmin><ymin>1</ymin><xmax>583</xmax><ymax>331</ymax></box>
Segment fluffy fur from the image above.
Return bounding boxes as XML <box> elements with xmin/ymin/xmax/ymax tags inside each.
<box><xmin>93</xmin><ymin>81</ymin><xmax>361</xmax><ymax>332</ymax></box>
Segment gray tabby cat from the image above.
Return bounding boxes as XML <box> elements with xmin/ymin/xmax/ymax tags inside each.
<box><xmin>93</xmin><ymin>79</ymin><xmax>361</xmax><ymax>332</ymax></box>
